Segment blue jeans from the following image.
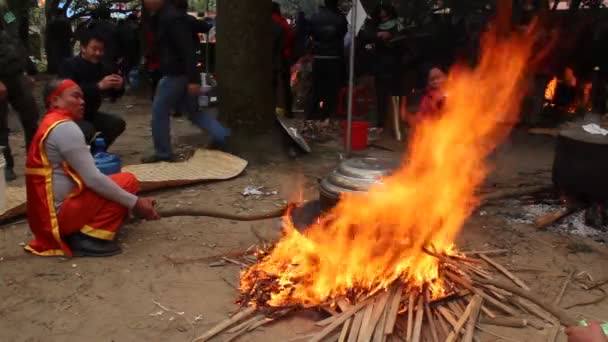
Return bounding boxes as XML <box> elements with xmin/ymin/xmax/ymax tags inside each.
<box><xmin>152</xmin><ymin>76</ymin><xmax>230</xmax><ymax>159</ymax></box>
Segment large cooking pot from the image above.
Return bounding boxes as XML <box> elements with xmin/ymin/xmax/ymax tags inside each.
<box><xmin>319</xmin><ymin>157</ymin><xmax>399</xmax><ymax>212</ymax></box>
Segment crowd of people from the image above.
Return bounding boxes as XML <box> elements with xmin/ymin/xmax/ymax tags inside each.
<box><xmin>272</xmin><ymin>0</ymin><xmax>447</xmax><ymax>142</ymax></box>
<box><xmin>0</xmin><ymin>0</ymin><xmax>228</xmax><ymax>258</ymax></box>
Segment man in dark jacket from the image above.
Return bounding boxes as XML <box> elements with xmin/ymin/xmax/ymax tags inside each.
<box><xmin>142</xmin><ymin>0</ymin><xmax>229</xmax><ymax>163</ymax></box>
<box><xmin>307</xmin><ymin>0</ymin><xmax>348</xmax><ymax>120</ymax></box>
<box><xmin>59</xmin><ymin>30</ymin><xmax>126</xmax><ymax>148</ymax></box>
<box><xmin>0</xmin><ymin>0</ymin><xmax>40</xmax><ymax>181</ymax></box>
<box><xmin>87</xmin><ymin>6</ymin><xmax>119</xmax><ymax>71</ymax></box>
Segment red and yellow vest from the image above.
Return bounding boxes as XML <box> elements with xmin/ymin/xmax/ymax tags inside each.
<box><xmin>24</xmin><ymin>109</ymin><xmax>84</xmax><ymax>256</ymax></box>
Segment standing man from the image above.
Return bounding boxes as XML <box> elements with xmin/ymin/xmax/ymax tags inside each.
<box><xmin>308</xmin><ymin>0</ymin><xmax>348</xmax><ymax>120</ymax></box>
<box><xmin>142</xmin><ymin>0</ymin><xmax>230</xmax><ymax>163</ymax></box>
<box><xmin>0</xmin><ymin>0</ymin><xmax>40</xmax><ymax>181</ymax></box>
<box><xmin>59</xmin><ymin>30</ymin><xmax>126</xmax><ymax>148</ymax></box>
<box><xmin>272</xmin><ymin>2</ymin><xmax>295</xmax><ymax>118</ymax></box>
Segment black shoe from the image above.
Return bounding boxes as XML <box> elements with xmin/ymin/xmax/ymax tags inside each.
<box><xmin>4</xmin><ymin>168</ymin><xmax>16</xmax><ymax>182</ymax></box>
<box><xmin>65</xmin><ymin>233</ymin><xmax>122</xmax><ymax>257</ymax></box>
<box><xmin>141</xmin><ymin>154</ymin><xmax>178</xmax><ymax>164</ymax></box>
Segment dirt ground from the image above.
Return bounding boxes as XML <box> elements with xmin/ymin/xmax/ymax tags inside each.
<box><xmin>1</xmin><ymin>89</ymin><xmax>607</xmax><ymax>342</ymax></box>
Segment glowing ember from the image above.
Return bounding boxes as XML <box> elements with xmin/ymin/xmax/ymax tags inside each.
<box><xmin>545</xmin><ymin>76</ymin><xmax>557</xmax><ymax>102</ymax></box>
<box><xmin>240</xmin><ymin>22</ymin><xmax>537</xmax><ymax>308</ymax></box>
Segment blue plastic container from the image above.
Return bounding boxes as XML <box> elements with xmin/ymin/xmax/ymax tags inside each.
<box><xmin>93</xmin><ymin>137</ymin><xmax>122</xmax><ymax>175</ymax></box>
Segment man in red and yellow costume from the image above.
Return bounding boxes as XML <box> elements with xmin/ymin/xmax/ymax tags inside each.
<box><xmin>25</xmin><ymin>79</ymin><xmax>160</xmax><ymax>257</ymax></box>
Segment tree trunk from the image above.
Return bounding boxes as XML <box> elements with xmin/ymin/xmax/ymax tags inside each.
<box><xmin>216</xmin><ymin>0</ymin><xmax>273</xmax><ymax>134</ymax></box>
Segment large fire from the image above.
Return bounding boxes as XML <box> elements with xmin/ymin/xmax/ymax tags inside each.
<box><xmin>241</xmin><ymin>23</ymin><xmax>536</xmax><ymax>308</ymax></box>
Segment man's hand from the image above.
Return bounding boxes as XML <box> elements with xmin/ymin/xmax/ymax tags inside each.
<box><xmin>0</xmin><ymin>81</ymin><xmax>6</xmax><ymax>101</ymax></box>
<box><xmin>565</xmin><ymin>322</ymin><xmax>607</xmax><ymax>342</ymax></box>
<box><xmin>134</xmin><ymin>197</ymin><xmax>161</xmax><ymax>220</ymax></box>
<box><xmin>187</xmin><ymin>83</ymin><xmax>201</xmax><ymax>96</ymax></box>
<box><xmin>98</xmin><ymin>74</ymin><xmax>123</xmax><ymax>90</ymax></box>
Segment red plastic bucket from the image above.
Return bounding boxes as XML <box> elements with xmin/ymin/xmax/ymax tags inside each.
<box><xmin>342</xmin><ymin>120</ymin><xmax>369</xmax><ymax>151</ymax></box>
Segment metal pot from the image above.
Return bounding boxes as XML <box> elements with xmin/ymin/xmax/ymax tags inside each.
<box><xmin>319</xmin><ymin>157</ymin><xmax>399</xmax><ymax>212</ymax></box>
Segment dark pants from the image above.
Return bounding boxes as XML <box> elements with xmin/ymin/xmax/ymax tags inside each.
<box><xmin>273</xmin><ymin>66</ymin><xmax>293</xmax><ymax>118</ymax></box>
<box><xmin>76</xmin><ymin>112</ymin><xmax>126</xmax><ymax>148</ymax></box>
<box><xmin>307</xmin><ymin>58</ymin><xmax>343</xmax><ymax>120</ymax></box>
<box><xmin>375</xmin><ymin>75</ymin><xmax>402</xmax><ymax>128</ymax></box>
<box><xmin>0</xmin><ymin>74</ymin><xmax>40</xmax><ymax>170</ymax></box>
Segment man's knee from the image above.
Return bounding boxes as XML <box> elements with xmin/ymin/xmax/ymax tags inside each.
<box><xmin>110</xmin><ymin>172</ymin><xmax>139</xmax><ymax>194</ymax></box>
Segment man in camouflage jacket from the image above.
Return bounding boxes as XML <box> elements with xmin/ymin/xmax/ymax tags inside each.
<box><xmin>0</xmin><ymin>0</ymin><xmax>40</xmax><ymax>181</ymax></box>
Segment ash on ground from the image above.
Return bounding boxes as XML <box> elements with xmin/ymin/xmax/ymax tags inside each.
<box><xmin>495</xmin><ymin>200</ymin><xmax>608</xmax><ymax>242</ymax></box>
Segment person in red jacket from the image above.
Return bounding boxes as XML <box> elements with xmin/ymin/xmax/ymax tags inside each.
<box><xmin>272</xmin><ymin>2</ymin><xmax>295</xmax><ymax>117</ymax></box>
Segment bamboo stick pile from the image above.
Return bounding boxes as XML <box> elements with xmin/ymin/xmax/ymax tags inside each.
<box><xmin>194</xmin><ymin>249</ymin><xmax>578</xmax><ymax>342</ymax></box>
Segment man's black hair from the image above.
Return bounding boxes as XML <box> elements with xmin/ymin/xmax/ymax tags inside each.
<box><xmin>325</xmin><ymin>0</ymin><xmax>339</xmax><ymax>9</ymax></box>
<box><xmin>92</xmin><ymin>5</ymin><xmax>112</xmax><ymax>20</ymax></box>
<box><xmin>272</xmin><ymin>2</ymin><xmax>281</xmax><ymax>14</ymax></box>
<box><xmin>79</xmin><ymin>29</ymin><xmax>106</xmax><ymax>47</ymax></box>
<box><xmin>43</xmin><ymin>79</ymin><xmax>67</xmax><ymax>108</ymax></box>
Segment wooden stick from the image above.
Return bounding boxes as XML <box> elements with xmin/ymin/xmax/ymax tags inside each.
<box><xmin>478</xmin><ymin>254</ymin><xmax>531</xmax><ymax>291</ymax></box>
<box><xmin>339</xmin><ymin>318</ymin><xmax>352</xmax><ymax>342</ymax></box>
<box><xmin>310</xmin><ymin>298</ymin><xmax>373</xmax><ymax>342</ymax></box>
<box><xmin>158</xmin><ymin>206</ymin><xmax>287</xmax><ymax>221</ymax></box>
<box><xmin>444</xmin><ymin>271</ymin><xmax>518</xmax><ymax>316</ymax></box>
<box><xmin>358</xmin><ymin>294</ymin><xmax>383</xmax><ymax>342</ymax></box>
<box><xmin>411</xmin><ymin>295</ymin><xmax>424</xmax><ymax>342</ymax></box>
<box><xmin>384</xmin><ymin>288</ymin><xmax>403</xmax><ymax>335</ymax></box>
<box><xmin>510</xmin><ymin>297</ymin><xmax>554</xmax><ymax>323</ymax></box>
<box><xmin>406</xmin><ymin>292</ymin><xmax>417</xmax><ymax>341</ymax></box>
<box><xmin>446</xmin><ymin>295</ymin><xmax>481</xmax><ymax>342</ymax></box>
<box><xmin>436</xmin><ymin>307</ymin><xmax>459</xmax><ymax>328</ymax></box>
<box><xmin>463</xmin><ymin>296</ymin><xmax>483</xmax><ymax>342</ymax></box>
<box><xmin>462</xmin><ymin>249</ymin><xmax>508</xmax><ymax>256</ymax></box>
<box><xmin>227</xmin><ymin>314</ymin><xmax>264</xmax><ymax>333</ymax></box>
<box><xmin>434</xmin><ymin>310</ymin><xmax>450</xmax><ymax>340</ymax></box>
<box><xmin>423</xmin><ymin>289</ymin><xmax>440</xmax><ymax>342</ymax></box>
<box><xmin>193</xmin><ymin>306</ymin><xmax>256</xmax><ymax>342</ymax></box>
<box><xmin>480</xmin><ymin>317</ymin><xmax>528</xmax><ymax>328</ymax></box>
<box><xmin>372</xmin><ymin>304</ymin><xmax>389</xmax><ymax>342</ymax></box>
<box><xmin>474</xmin><ymin>277</ymin><xmax>578</xmax><ymax>326</ymax></box>
<box><xmin>534</xmin><ymin>206</ymin><xmax>580</xmax><ymax>229</ymax></box>
<box><xmin>481</xmin><ymin>305</ymin><xmax>497</xmax><ymax>319</ymax></box>
<box><xmin>476</xmin><ymin>325</ymin><xmax>523</xmax><ymax>342</ymax></box>
<box><xmin>553</xmin><ymin>271</ymin><xmax>575</xmax><ymax>306</ymax></box>
<box><xmin>347</xmin><ymin>310</ymin><xmax>366</xmax><ymax>342</ymax></box>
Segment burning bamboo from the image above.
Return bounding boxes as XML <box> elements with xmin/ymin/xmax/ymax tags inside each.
<box><xmin>193</xmin><ymin>19</ymin><xmax>572</xmax><ymax>342</ymax></box>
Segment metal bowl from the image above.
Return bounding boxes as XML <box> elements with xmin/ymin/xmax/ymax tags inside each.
<box><xmin>319</xmin><ymin>157</ymin><xmax>399</xmax><ymax>212</ymax></box>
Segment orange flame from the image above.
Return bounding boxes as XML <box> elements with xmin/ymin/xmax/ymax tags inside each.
<box><xmin>241</xmin><ymin>23</ymin><xmax>537</xmax><ymax>307</ymax></box>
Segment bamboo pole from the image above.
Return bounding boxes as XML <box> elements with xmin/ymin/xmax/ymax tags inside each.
<box><xmin>478</xmin><ymin>254</ymin><xmax>531</xmax><ymax>291</ymax></box>
<box><xmin>193</xmin><ymin>306</ymin><xmax>257</xmax><ymax>342</ymax></box>
<box><xmin>474</xmin><ymin>277</ymin><xmax>578</xmax><ymax>326</ymax></box>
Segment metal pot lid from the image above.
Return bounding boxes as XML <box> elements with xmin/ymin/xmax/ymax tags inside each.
<box><xmin>320</xmin><ymin>157</ymin><xmax>399</xmax><ymax>199</ymax></box>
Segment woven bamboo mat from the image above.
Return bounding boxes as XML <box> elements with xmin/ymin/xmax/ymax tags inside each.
<box><xmin>0</xmin><ymin>150</ymin><xmax>247</xmax><ymax>221</ymax></box>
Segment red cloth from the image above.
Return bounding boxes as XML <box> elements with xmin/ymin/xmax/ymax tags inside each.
<box><xmin>24</xmin><ymin>109</ymin><xmax>139</xmax><ymax>257</ymax></box>
<box><xmin>145</xmin><ymin>30</ymin><xmax>161</xmax><ymax>71</ymax></box>
<box><xmin>58</xmin><ymin>173</ymin><xmax>138</xmax><ymax>242</ymax></box>
<box><xmin>272</xmin><ymin>13</ymin><xmax>295</xmax><ymax>60</ymax></box>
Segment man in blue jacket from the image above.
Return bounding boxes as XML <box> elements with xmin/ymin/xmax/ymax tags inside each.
<box><xmin>142</xmin><ymin>0</ymin><xmax>230</xmax><ymax>163</ymax></box>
